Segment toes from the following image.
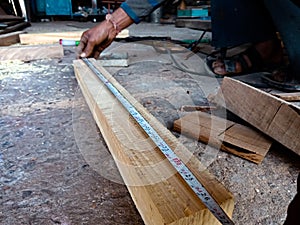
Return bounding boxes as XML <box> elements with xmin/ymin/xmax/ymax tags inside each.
<box><xmin>212</xmin><ymin>60</ymin><xmax>224</xmax><ymax>68</ymax></box>
<box><xmin>213</xmin><ymin>65</ymin><xmax>226</xmax><ymax>75</ymax></box>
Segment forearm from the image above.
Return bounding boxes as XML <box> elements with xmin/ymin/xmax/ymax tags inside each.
<box><xmin>121</xmin><ymin>0</ymin><xmax>168</xmax><ymax>23</ymax></box>
<box><xmin>108</xmin><ymin>7</ymin><xmax>134</xmax><ymax>34</ymax></box>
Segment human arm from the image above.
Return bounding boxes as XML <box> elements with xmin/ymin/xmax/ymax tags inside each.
<box><xmin>78</xmin><ymin>0</ymin><xmax>168</xmax><ymax>58</ymax></box>
<box><xmin>78</xmin><ymin>7</ymin><xmax>133</xmax><ymax>59</ymax></box>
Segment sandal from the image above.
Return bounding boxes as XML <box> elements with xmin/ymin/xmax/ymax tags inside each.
<box><xmin>205</xmin><ymin>46</ymin><xmax>265</xmax><ymax>78</ymax></box>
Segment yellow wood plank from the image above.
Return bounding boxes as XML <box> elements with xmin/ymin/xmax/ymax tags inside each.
<box><xmin>20</xmin><ymin>29</ymin><xmax>129</xmax><ymax>45</ymax></box>
<box><xmin>0</xmin><ymin>44</ymin><xmax>64</xmax><ymax>61</ymax></box>
<box><xmin>73</xmin><ymin>59</ymin><xmax>234</xmax><ymax>225</ymax></box>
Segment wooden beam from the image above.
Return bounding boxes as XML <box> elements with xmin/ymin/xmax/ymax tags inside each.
<box><xmin>219</xmin><ymin>77</ymin><xmax>300</xmax><ymax>156</ymax></box>
<box><xmin>173</xmin><ymin>111</ymin><xmax>272</xmax><ymax>164</ymax></box>
<box><xmin>0</xmin><ymin>44</ymin><xmax>64</xmax><ymax>61</ymax></box>
<box><xmin>20</xmin><ymin>29</ymin><xmax>129</xmax><ymax>45</ymax></box>
<box><xmin>73</xmin><ymin>59</ymin><xmax>234</xmax><ymax>225</ymax></box>
<box><xmin>0</xmin><ymin>31</ymin><xmax>23</xmax><ymax>46</ymax></box>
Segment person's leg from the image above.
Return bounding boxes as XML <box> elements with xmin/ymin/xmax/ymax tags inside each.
<box><xmin>211</xmin><ymin>0</ymin><xmax>277</xmax><ymax>48</ymax></box>
<box><xmin>284</xmin><ymin>173</ymin><xmax>300</xmax><ymax>225</ymax></box>
<box><xmin>209</xmin><ymin>0</ymin><xmax>284</xmax><ymax>76</ymax></box>
<box><xmin>263</xmin><ymin>0</ymin><xmax>300</xmax><ymax>79</ymax></box>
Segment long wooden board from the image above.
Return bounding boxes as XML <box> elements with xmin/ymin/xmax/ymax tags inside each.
<box><xmin>173</xmin><ymin>111</ymin><xmax>272</xmax><ymax>164</ymax></box>
<box><xmin>0</xmin><ymin>44</ymin><xmax>64</xmax><ymax>61</ymax></box>
<box><xmin>219</xmin><ymin>77</ymin><xmax>300</xmax><ymax>156</ymax></box>
<box><xmin>73</xmin><ymin>59</ymin><xmax>234</xmax><ymax>225</ymax></box>
<box><xmin>20</xmin><ymin>29</ymin><xmax>129</xmax><ymax>45</ymax></box>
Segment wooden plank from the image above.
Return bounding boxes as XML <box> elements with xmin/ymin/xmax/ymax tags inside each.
<box><xmin>0</xmin><ymin>44</ymin><xmax>64</xmax><ymax>61</ymax></box>
<box><xmin>20</xmin><ymin>31</ymin><xmax>85</xmax><ymax>45</ymax></box>
<box><xmin>73</xmin><ymin>59</ymin><xmax>234</xmax><ymax>225</ymax></box>
<box><xmin>219</xmin><ymin>77</ymin><xmax>300</xmax><ymax>156</ymax></box>
<box><xmin>272</xmin><ymin>92</ymin><xmax>300</xmax><ymax>102</ymax></box>
<box><xmin>175</xmin><ymin>18</ymin><xmax>211</xmax><ymax>30</ymax></box>
<box><xmin>19</xmin><ymin>29</ymin><xmax>130</xmax><ymax>45</ymax></box>
<box><xmin>0</xmin><ymin>15</ymin><xmax>24</xmax><ymax>22</ymax></box>
<box><xmin>173</xmin><ymin>111</ymin><xmax>272</xmax><ymax>164</ymax></box>
<box><xmin>0</xmin><ymin>31</ymin><xmax>23</xmax><ymax>46</ymax></box>
<box><xmin>0</xmin><ymin>21</ymin><xmax>30</xmax><ymax>35</ymax></box>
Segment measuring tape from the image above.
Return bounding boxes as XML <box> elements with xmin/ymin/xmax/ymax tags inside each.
<box><xmin>82</xmin><ymin>58</ymin><xmax>234</xmax><ymax>225</ymax></box>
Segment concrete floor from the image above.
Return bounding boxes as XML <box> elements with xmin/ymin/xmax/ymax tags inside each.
<box><xmin>0</xmin><ymin>20</ymin><xmax>299</xmax><ymax>225</ymax></box>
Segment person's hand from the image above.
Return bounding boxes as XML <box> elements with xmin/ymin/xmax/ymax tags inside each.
<box><xmin>77</xmin><ymin>20</ymin><xmax>117</xmax><ymax>59</ymax></box>
<box><xmin>77</xmin><ymin>8</ymin><xmax>134</xmax><ymax>59</ymax></box>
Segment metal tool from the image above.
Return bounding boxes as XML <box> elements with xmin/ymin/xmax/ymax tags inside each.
<box><xmin>82</xmin><ymin>57</ymin><xmax>235</xmax><ymax>225</ymax></box>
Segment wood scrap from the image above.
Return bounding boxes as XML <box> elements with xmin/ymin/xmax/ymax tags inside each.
<box><xmin>0</xmin><ymin>31</ymin><xmax>23</xmax><ymax>46</ymax></box>
<box><xmin>0</xmin><ymin>44</ymin><xmax>64</xmax><ymax>61</ymax></box>
<box><xmin>73</xmin><ymin>58</ymin><xmax>234</xmax><ymax>225</ymax></box>
<box><xmin>180</xmin><ymin>105</ymin><xmax>216</xmax><ymax>112</ymax></box>
<box><xmin>218</xmin><ymin>77</ymin><xmax>300</xmax><ymax>156</ymax></box>
<box><xmin>272</xmin><ymin>92</ymin><xmax>300</xmax><ymax>102</ymax></box>
<box><xmin>19</xmin><ymin>29</ymin><xmax>129</xmax><ymax>45</ymax></box>
<box><xmin>173</xmin><ymin>111</ymin><xmax>272</xmax><ymax>164</ymax></box>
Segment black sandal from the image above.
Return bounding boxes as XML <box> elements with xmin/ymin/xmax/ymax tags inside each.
<box><xmin>205</xmin><ymin>46</ymin><xmax>264</xmax><ymax>78</ymax></box>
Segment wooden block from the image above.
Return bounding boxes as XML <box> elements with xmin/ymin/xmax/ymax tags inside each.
<box><xmin>0</xmin><ymin>44</ymin><xmax>64</xmax><ymax>61</ymax></box>
<box><xmin>20</xmin><ymin>29</ymin><xmax>129</xmax><ymax>45</ymax></box>
<box><xmin>0</xmin><ymin>31</ymin><xmax>23</xmax><ymax>46</ymax></box>
<box><xmin>73</xmin><ymin>59</ymin><xmax>234</xmax><ymax>225</ymax></box>
<box><xmin>173</xmin><ymin>111</ymin><xmax>272</xmax><ymax>164</ymax></box>
<box><xmin>219</xmin><ymin>77</ymin><xmax>300</xmax><ymax>156</ymax></box>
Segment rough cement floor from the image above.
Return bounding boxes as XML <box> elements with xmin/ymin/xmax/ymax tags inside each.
<box><xmin>0</xmin><ymin>21</ymin><xmax>299</xmax><ymax>225</ymax></box>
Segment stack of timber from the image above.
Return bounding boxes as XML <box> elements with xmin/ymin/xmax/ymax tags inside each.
<box><xmin>0</xmin><ymin>6</ymin><xmax>30</xmax><ymax>46</ymax></box>
<box><xmin>218</xmin><ymin>77</ymin><xmax>300</xmax><ymax>156</ymax></box>
<box><xmin>173</xmin><ymin>111</ymin><xmax>272</xmax><ymax>164</ymax></box>
<box><xmin>73</xmin><ymin>59</ymin><xmax>234</xmax><ymax>225</ymax></box>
